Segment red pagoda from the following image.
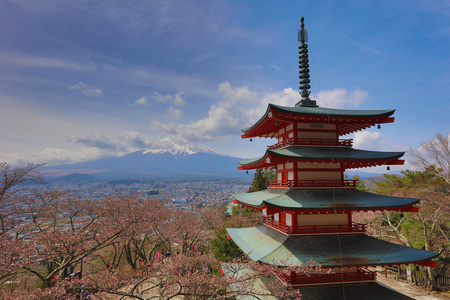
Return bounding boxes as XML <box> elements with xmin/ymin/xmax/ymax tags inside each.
<box><xmin>227</xmin><ymin>17</ymin><xmax>439</xmax><ymax>299</ymax></box>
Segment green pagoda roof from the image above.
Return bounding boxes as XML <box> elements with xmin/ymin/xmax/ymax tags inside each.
<box><xmin>233</xmin><ymin>189</ymin><xmax>419</xmax><ymax>211</ymax></box>
<box><xmin>241</xmin><ymin>103</ymin><xmax>396</xmax><ymax>134</ymax></box>
<box><xmin>238</xmin><ymin>147</ymin><xmax>404</xmax><ymax>168</ymax></box>
<box><xmin>226</xmin><ymin>226</ymin><xmax>438</xmax><ymax>267</ymax></box>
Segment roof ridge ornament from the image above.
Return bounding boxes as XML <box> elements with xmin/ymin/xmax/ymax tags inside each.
<box><xmin>295</xmin><ymin>17</ymin><xmax>318</xmax><ymax>107</ymax></box>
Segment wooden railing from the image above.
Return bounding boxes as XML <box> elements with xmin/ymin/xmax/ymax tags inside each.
<box><xmin>277</xmin><ymin>268</ymin><xmax>376</xmax><ymax>286</ymax></box>
<box><xmin>268</xmin><ymin>138</ymin><xmax>352</xmax><ymax>149</ymax></box>
<box><xmin>266</xmin><ymin>179</ymin><xmax>357</xmax><ymax>189</ymax></box>
<box><xmin>262</xmin><ymin>216</ymin><xmax>366</xmax><ymax>235</ymax></box>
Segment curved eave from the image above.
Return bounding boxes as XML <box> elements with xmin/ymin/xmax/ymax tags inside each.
<box><xmin>241</xmin><ymin>104</ymin><xmax>396</xmax><ymax>138</ymax></box>
<box><xmin>226</xmin><ymin>226</ymin><xmax>439</xmax><ymax>268</ymax></box>
<box><xmin>238</xmin><ymin>147</ymin><xmax>405</xmax><ymax>170</ymax></box>
<box><xmin>232</xmin><ymin>189</ymin><xmax>420</xmax><ymax>211</ymax></box>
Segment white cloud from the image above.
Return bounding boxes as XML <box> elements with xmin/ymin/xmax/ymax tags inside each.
<box><xmin>149</xmin><ymin>83</ymin><xmax>371</xmax><ymax>145</ymax></box>
<box><xmin>69</xmin><ymin>81</ymin><xmax>103</xmax><ymax>97</ymax></box>
<box><xmin>173</xmin><ymin>93</ymin><xmax>185</xmax><ymax>106</ymax></box>
<box><xmin>167</xmin><ymin>107</ymin><xmax>183</xmax><ymax>120</ymax></box>
<box><xmin>149</xmin><ymin>82</ymin><xmax>299</xmax><ymax>143</ymax></box>
<box><xmin>0</xmin><ymin>147</ymin><xmax>112</xmax><ymax>166</ymax></box>
<box><xmin>312</xmin><ymin>88</ymin><xmax>369</xmax><ymax>109</ymax></box>
<box><xmin>134</xmin><ymin>96</ymin><xmax>149</xmax><ymax>106</ymax></box>
<box><xmin>64</xmin><ymin>131</ymin><xmax>176</xmax><ymax>155</ymax></box>
<box><xmin>353</xmin><ymin>131</ymin><xmax>385</xmax><ymax>149</ymax></box>
<box><xmin>150</xmin><ymin>91</ymin><xmax>185</xmax><ymax>106</ymax></box>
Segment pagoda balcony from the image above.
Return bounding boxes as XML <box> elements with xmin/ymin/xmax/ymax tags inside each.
<box><xmin>266</xmin><ymin>179</ymin><xmax>357</xmax><ymax>189</ymax></box>
<box><xmin>268</xmin><ymin>138</ymin><xmax>353</xmax><ymax>149</ymax></box>
<box><xmin>262</xmin><ymin>216</ymin><xmax>366</xmax><ymax>235</ymax></box>
<box><xmin>277</xmin><ymin>268</ymin><xmax>376</xmax><ymax>286</ymax></box>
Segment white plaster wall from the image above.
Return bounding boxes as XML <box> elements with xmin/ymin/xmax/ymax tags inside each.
<box><xmin>297</xmin><ymin>214</ymin><xmax>347</xmax><ymax>226</ymax></box>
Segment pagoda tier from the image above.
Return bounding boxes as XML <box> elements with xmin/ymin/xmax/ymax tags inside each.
<box><xmin>232</xmin><ymin>190</ymin><xmax>420</xmax><ymax>236</ymax></box>
<box><xmin>226</xmin><ymin>226</ymin><xmax>439</xmax><ymax>268</ymax></box>
<box><xmin>238</xmin><ymin>147</ymin><xmax>404</xmax><ymax>190</ymax></box>
<box><xmin>241</xmin><ymin>104</ymin><xmax>395</xmax><ymax>138</ymax></box>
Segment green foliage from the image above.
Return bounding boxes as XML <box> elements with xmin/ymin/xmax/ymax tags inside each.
<box><xmin>352</xmin><ymin>175</ymin><xmax>370</xmax><ymax>192</ymax></box>
<box><xmin>210</xmin><ymin>168</ymin><xmax>275</xmax><ymax>262</ymax></box>
<box><xmin>247</xmin><ymin>169</ymin><xmax>275</xmax><ymax>193</ymax></box>
<box><xmin>210</xmin><ymin>227</ymin><xmax>244</xmax><ymax>262</ymax></box>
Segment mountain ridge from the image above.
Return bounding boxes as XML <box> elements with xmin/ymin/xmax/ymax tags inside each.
<box><xmin>40</xmin><ymin>143</ymin><xmax>244</xmax><ymax>180</ymax></box>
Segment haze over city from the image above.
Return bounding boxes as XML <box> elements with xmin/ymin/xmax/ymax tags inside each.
<box><xmin>1</xmin><ymin>0</ymin><xmax>449</xmax><ymax>174</ymax></box>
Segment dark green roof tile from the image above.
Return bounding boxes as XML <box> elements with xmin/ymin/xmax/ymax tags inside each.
<box><xmin>238</xmin><ymin>147</ymin><xmax>404</xmax><ymax>166</ymax></box>
<box><xmin>242</xmin><ymin>104</ymin><xmax>395</xmax><ymax>133</ymax></box>
<box><xmin>227</xmin><ymin>226</ymin><xmax>438</xmax><ymax>267</ymax></box>
<box><xmin>233</xmin><ymin>189</ymin><xmax>419</xmax><ymax>210</ymax></box>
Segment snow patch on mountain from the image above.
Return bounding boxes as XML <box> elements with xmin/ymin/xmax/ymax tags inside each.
<box><xmin>142</xmin><ymin>139</ymin><xmax>222</xmax><ymax>156</ymax></box>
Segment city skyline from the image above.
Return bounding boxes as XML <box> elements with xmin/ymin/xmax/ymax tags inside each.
<box><xmin>1</xmin><ymin>1</ymin><xmax>449</xmax><ymax>174</ymax></box>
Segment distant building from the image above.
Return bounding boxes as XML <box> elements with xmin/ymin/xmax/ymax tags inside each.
<box><xmin>172</xmin><ymin>198</ymin><xmax>188</xmax><ymax>204</ymax></box>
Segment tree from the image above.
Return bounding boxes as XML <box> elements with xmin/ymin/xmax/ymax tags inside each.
<box><xmin>247</xmin><ymin>169</ymin><xmax>275</xmax><ymax>193</ymax></box>
<box><xmin>352</xmin><ymin>134</ymin><xmax>450</xmax><ymax>290</ymax></box>
<box><xmin>0</xmin><ymin>162</ymin><xmax>44</xmax><ymax>235</ymax></box>
<box><xmin>374</xmin><ymin>168</ymin><xmax>449</xmax><ymax>289</ymax></box>
<box><xmin>408</xmin><ymin>132</ymin><xmax>450</xmax><ymax>186</ymax></box>
<box><xmin>0</xmin><ymin>163</ymin><xmax>45</xmax><ymax>284</ymax></box>
<box><xmin>352</xmin><ymin>174</ymin><xmax>370</xmax><ymax>192</ymax></box>
<box><xmin>60</xmin><ymin>253</ymin><xmax>322</xmax><ymax>299</ymax></box>
<box><xmin>211</xmin><ymin>169</ymin><xmax>273</xmax><ymax>262</ymax></box>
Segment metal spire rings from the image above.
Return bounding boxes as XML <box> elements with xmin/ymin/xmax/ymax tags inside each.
<box><xmin>296</xmin><ymin>17</ymin><xmax>317</xmax><ymax>107</ymax></box>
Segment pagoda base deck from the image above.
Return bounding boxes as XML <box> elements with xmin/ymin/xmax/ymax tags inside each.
<box><xmin>298</xmin><ymin>282</ymin><xmax>414</xmax><ymax>300</ymax></box>
<box><xmin>277</xmin><ymin>268</ymin><xmax>376</xmax><ymax>287</ymax></box>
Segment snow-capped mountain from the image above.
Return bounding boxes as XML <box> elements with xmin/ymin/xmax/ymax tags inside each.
<box><xmin>41</xmin><ymin>142</ymin><xmax>243</xmax><ymax>180</ymax></box>
<box><xmin>143</xmin><ymin>142</ymin><xmax>221</xmax><ymax>156</ymax></box>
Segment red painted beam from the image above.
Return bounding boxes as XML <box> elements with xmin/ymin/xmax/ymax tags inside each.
<box><xmin>416</xmin><ymin>260</ymin><xmax>438</xmax><ymax>268</ymax></box>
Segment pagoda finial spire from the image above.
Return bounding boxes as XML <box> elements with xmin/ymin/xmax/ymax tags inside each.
<box><xmin>295</xmin><ymin>17</ymin><xmax>317</xmax><ymax>107</ymax></box>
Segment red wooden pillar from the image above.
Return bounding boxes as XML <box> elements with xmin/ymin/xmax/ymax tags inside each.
<box><xmin>290</xmin><ymin>271</ymin><xmax>296</xmax><ymax>284</ymax></box>
<box><xmin>347</xmin><ymin>211</ymin><xmax>352</xmax><ymax>231</ymax></box>
<box><xmin>291</xmin><ymin>211</ymin><xmax>298</xmax><ymax>233</ymax></box>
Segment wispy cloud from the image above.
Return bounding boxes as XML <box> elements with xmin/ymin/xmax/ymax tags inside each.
<box><xmin>0</xmin><ymin>52</ymin><xmax>95</xmax><ymax>71</ymax></box>
<box><xmin>336</xmin><ymin>31</ymin><xmax>387</xmax><ymax>58</ymax></box>
<box><xmin>69</xmin><ymin>81</ymin><xmax>103</xmax><ymax>97</ymax></box>
<box><xmin>411</xmin><ymin>73</ymin><xmax>429</xmax><ymax>86</ymax></box>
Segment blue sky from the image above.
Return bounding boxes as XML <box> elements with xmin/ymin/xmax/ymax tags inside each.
<box><xmin>0</xmin><ymin>0</ymin><xmax>449</xmax><ymax>173</ymax></box>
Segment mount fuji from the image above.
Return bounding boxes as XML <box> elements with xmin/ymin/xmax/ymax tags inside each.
<box><xmin>40</xmin><ymin>142</ymin><xmax>245</xmax><ymax>180</ymax></box>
